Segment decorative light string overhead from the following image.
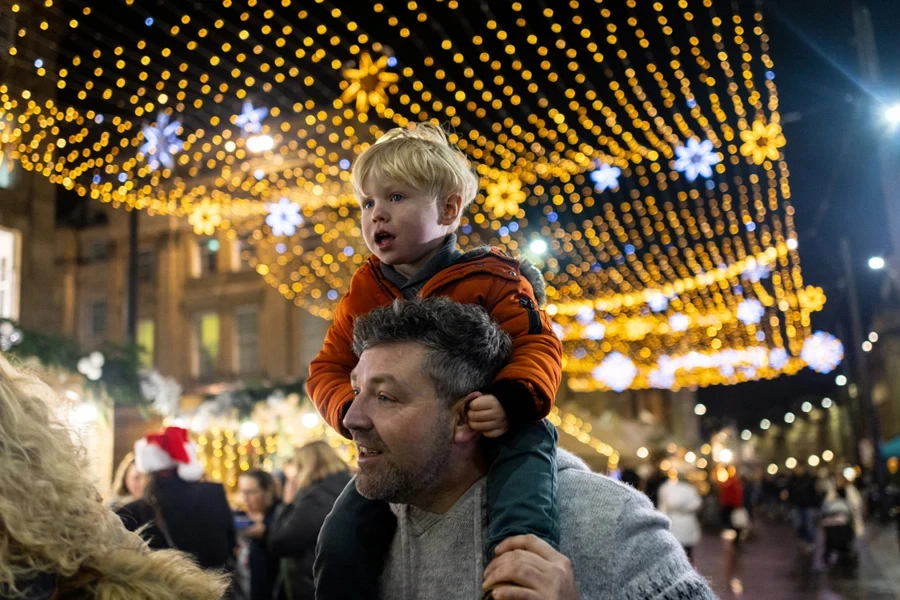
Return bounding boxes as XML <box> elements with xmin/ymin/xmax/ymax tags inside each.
<box><xmin>0</xmin><ymin>0</ymin><xmax>836</xmax><ymax>391</ymax></box>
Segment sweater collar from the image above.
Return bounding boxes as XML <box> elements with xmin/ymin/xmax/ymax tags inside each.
<box><xmin>379</xmin><ymin>234</ymin><xmax>463</xmax><ymax>293</ymax></box>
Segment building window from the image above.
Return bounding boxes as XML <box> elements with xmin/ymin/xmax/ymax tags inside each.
<box><xmin>137</xmin><ymin>319</ymin><xmax>155</xmax><ymax>368</ymax></box>
<box><xmin>137</xmin><ymin>247</ymin><xmax>155</xmax><ymax>282</ymax></box>
<box><xmin>90</xmin><ymin>300</ymin><xmax>107</xmax><ymax>336</ymax></box>
<box><xmin>198</xmin><ymin>237</ymin><xmax>219</xmax><ymax>277</ymax></box>
<box><xmin>0</xmin><ymin>227</ymin><xmax>20</xmax><ymax>320</ymax></box>
<box><xmin>84</xmin><ymin>240</ymin><xmax>109</xmax><ymax>263</ymax></box>
<box><xmin>194</xmin><ymin>312</ymin><xmax>220</xmax><ymax>378</ymax></box>
<box><xmin>0</xmin><ymin>162</ymin><xmax>17</xmax><ymax>190</ymax></box>
<box><xmin>235</xmin><ymin>307</ymin><xmax>259</xmax><ymax>374</ymax></box>
<box><xmin>233</xmin><ymin>234</ymin><xmax>256</xmax><ymax>271</ymax></box>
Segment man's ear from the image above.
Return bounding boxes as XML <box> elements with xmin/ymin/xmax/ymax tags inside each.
<box><xmin>438</xmin><ymin>193</ymin><xmax>463</xmax><ymax>226</ymax></box>
<box><xmin>452</xmin><ymin>391</ymin><xmax>482</xmax><ymax>444</ymax></box>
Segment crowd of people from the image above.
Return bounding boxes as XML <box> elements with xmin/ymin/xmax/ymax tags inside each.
<box><xmin>640</xmin><ymin>459</ymin><xmax>871</xmax><ymax>595</ymax></box>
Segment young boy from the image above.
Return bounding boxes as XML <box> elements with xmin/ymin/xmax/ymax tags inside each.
<box><xmin>308</xmin><ymin>123</ymin><xmax>563</xmax><ymax>598</ymax></box>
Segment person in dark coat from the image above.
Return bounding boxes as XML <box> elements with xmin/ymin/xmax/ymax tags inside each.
<box><xmin>235</xmin><ymin>469</ymin><xmax>282</xmax><ymax>600</ymax></box>
<box><xmin>268</xmin><ymin>441</ymin><xmax>353</xmax><ymax>600</ymax></box>
<box><xmin>116</xmin><ymin>427</ymin><xmax>236</xmax><ymax>572</ymax></box>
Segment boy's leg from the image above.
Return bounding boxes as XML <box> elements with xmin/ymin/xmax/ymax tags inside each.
<box><xmin>314</xmin><ymin>476</ymin><xmax>396</xmax><ymax>599</ymax></box>
<box><xmin>484</xmin><ymin>419</ymin><xmax>559</xmax><ymax>558</ymax></box>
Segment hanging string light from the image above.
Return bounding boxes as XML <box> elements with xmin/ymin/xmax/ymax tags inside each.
<box><xmin>0</xmin><ymin>0</ymin><xmax>837</xmax><ymax>391</ymax></box>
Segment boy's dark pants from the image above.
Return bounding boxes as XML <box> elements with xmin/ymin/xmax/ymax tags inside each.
<box><xmin>314</xmin><ymin>420</ymin><xmax>559</xmax><ymax>599</ymax></box>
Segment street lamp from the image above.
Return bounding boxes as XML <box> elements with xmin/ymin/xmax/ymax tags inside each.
<box><xmin>868</xmin><ymin>256</ymin><xmax>885</xmax><ymax>270</ymax></box>
<box><xmin>885</xmin><ymin>103</ymin><xmax>900</xmax><ymax>124</ymax></box>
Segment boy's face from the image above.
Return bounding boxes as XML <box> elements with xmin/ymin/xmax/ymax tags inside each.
<box><xmin>358</xmin><ymin>177</ymin><xmax>455</xmax><ymax>271</ymax></box>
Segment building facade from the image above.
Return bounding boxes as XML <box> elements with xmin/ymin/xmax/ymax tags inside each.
<box><xmin>58</xmin><ymin>205</ymin><xmax>331</xmax><ymax>397</ymax></box>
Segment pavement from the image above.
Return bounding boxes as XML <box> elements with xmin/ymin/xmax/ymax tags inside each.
<box><xmin>692</xmin><ymin>520</ymin><xmax>900</xmax><ymax>599</ymax></box>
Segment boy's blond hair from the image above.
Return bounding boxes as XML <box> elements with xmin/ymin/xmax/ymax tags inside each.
<box><xmin>351</xmin><ymin>123</ymin><xmax>479</xmax><ymax>222</ymax></box>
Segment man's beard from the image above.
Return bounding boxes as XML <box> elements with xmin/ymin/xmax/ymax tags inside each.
<box><xmin>354</xmin><ymin>418</ymin><xmax>452</xmax><ymax>505</ymax></box>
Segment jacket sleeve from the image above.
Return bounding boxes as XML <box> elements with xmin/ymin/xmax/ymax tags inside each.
<box><xmin>267</xmin><ymin>493</ymin><xmax>332</xmax><ymax>557</ymax></box>
<box><xmin>482</xmin><ymin>275</ymin><xmax>563</xmax><ymax>425</ymax></box>
<box><xmin>307</xmin><ymin>292</ymin><xmax>359</xmax><ymax>437</ymax></box>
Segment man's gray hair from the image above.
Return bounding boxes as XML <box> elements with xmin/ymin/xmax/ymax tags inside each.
<box><xmin>352</xmin><ymin>298</ymin><xmax>512</xmax><ymax>404</ymax></box>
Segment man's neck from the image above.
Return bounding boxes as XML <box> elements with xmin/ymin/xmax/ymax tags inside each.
<box><xmin>411</xmin><ymin>450</ymin><xmax>487</xmax><ymax>514</ymax></box>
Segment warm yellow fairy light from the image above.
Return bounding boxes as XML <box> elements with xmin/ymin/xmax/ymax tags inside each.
<box><xmin>0</xmin><ymin>1</ymin><xmax>826</xmax><ymax>391</ymax></box>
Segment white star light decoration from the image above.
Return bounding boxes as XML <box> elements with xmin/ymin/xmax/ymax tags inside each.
<box><xmin>265</xmin><ymin>197</ymin><xmax>304</xmax><ymax>237</ymax></box>
<box><xmin>589</xmin><ymin>162</ymin><xmax>622</xmax><ymax>192</ymax></box>
<box><xmin>673</xmin><ymin>138</ymin><xmax>721</xmax><ymax>182</ymax></box>
<box><xmin>669</xmin><ymin>313</ymin><xmax>690</xmax><ymax>333</ymax></box>
<box><xmin>584</xmin><ymin>322</ymin><xmax>606</xmax><ymax>341</ymax></box>
<box><xmin>592</xmin><ymin>352</ymin><xmax>638</xmax><ymax>392</ymax></box>
<box><xmin>235</xmin><ymin>101</ymin><xmax>269</xmax><ymax>134</ymax></box>
<box><xmin>0</xmin><ymin>321</ymin><xmax>22</xmax><ymax>351</ymax></box>
<box><xmin>736</xmin><ymin>299</ymin><xmax>765</xmax><ymax>325</ymax></box>
<box><xmin>77</xmin><ymin>351</ymin><xmax>105</xmax><ymax>381</ymax></box>
<box><xmin>768</xmin><ymin>347</ymin><xmax>789</xmax><ymax>370</ymax></box>
<box><xmin>647</xmin><ymin>293</ymin><xmax>669</xmax><ymax>313</ymax></box>
<box><xmin>801</xmin><ymin>331</ymin><xmax>844</xmax><ymax>374</ymax></box>
<box><xmin>139</xmin><ymin>112</ymin><xmax>183</xmax><ymax>171</ymax></box>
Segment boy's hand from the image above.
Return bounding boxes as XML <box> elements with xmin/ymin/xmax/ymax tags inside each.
<box><xmin>467</xmin><ymin>394</ymin><xmax>508</xmax><ymax>438</ymax></box>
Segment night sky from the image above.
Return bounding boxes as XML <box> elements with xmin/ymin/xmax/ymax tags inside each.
<box><xmin>698</xmin><ymin>0</ymin><xmax>900</xmax><ymax>430</ymax></box>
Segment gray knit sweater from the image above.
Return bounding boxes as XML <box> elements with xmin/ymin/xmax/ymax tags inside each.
<box><xmin>378</xmin><ymin>451</ymin><xmax>717</xmax><ymax>600</ymax></box>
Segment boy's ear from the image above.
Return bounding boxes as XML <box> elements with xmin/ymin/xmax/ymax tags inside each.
<box><xmin>438</xmin><ymin>193</ymin><xmax>463</xmax><ymax>226</ymax></box>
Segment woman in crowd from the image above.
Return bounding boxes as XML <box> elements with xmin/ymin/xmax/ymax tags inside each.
<box><xmin>719</xmin><ymin>465</ymin><xmax>747</xmax><ymax>596</ymax></box>
<box><xmin>658</xmin><ymin>472</ymin><xmax>703</xmax><ymax>563</ymax></box>
<box><xmin>268</xmin><ymin>441</ymin><xmax>352</xmax><ymax>600</ymax></box>
<box><xmin>108</xmin><ymin>451</ymin><xmax>146</xmax><ymax>510</ymax></box>
<box><xmin>116</xmin><ymin>426</ymin><xmax>236</xmax><ymax>574</ymax></box>
<box><xmin>235</xmin><ymin>469</ymin><xmax>282</xmax><ymax>600</ymax></box>
<box><xmin>0</xmin><ymin>356</ymin><xmax>226</xmax><ymax>599</ymax></box>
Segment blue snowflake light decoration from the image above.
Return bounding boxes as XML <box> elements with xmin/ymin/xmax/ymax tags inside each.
<box><xmin>139</xmin><ymin>112</ymin><xmax>183</xmax><ymax>171</ymax></box>
<box><xmin>736</xmin><ymin>299</ymin><xmax>765</xmax><ymax>325</ymax></box>
<box><xmin>235</xmin><ymin>101</ymin><xmax>269</xmax><ymax>134</ymax></box>
<box><xmin>800</xmin><ymin>331</ymin><xmax>844</xmax><ymax>374</ymax></box>
<box><xmin>589</xmin><ymin>162</ymin><xmax>622</xmax><ymax>193</ymax></box>
<box><xmin>742</xmin><ymin>259</ymin><xmax>771</xmax><ymax>283</ymax></box>
<box><xmin>576</xmin><ymin>306</ymin><xmax>595</xmax><ymax>325</ymax></box>
<box><xmin>647</xmin><ymin>292</ymin><xmax>669</xmax><ymax>313</ymax></box>
<box><xmin>584</xmin><ymin>322</ymin><xmax>606</xmax><ymax>341</ymax></box>
<box><xmin>768</xmin><ymin>347</ymin><xmax>789</xmax><ymax>370</ymax></box>
<box><xmin>592</xmin><ymin>352</ymin><xmax>638</xmax><ymax>392</ymax></box>
<box><xmin>648</xmin><ymin>368</ymin><xmax>675</xmax><ymax>390</ymax></box>
<box><xmin>265</xmin><ymin>197</ymin><xmax>304</xmax><ymax>237</ymax></box>
<box><xmin>669</xmin><ymin>313</ymin><xmax>690</xmax><ymax>333</ymax></box>
<box><xmin>673</xmin><ymin>138</ymin><xmax>721</xmax><ymax>182</ymax></box>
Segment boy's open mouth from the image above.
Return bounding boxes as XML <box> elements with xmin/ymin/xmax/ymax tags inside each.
<box><xmin>374</xmin><ymin>231</ymin><xmax>395</xmax><ymax>249</ymax></box>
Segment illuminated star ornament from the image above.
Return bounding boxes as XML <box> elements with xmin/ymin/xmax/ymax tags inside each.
<box><xmin>340</xmin><ymin>52</ymin><xmax>399</xmax><ymax>114</ymax></box>
<box><xmin>801</xmin><ymin>331</ymin><xmax>844</xmax><ymax>374</ymax></box>
<box><xmin>673</xmin><ymin>138</ymin><xmax>721</xmax><ymax>181</ymax></box>
<box><xmin>484</xmin><ymin>173</ymin><xmax>526</xmax><ymax>219</ymax></box>
<box><xmin>740</xmin><ymin>118</ymin><xmax>786</xmax><ymax>165</ymax></box>
<box><xmin>265</xmin><ymin>197</ymin><xmax>304</xmax><ymax>237</ymax></box>
<box><xmin>188</xmin><ymin>199</ymin><xmax>222</xmax><ymax>236</ymax></box>
<box><xmin>235</xmin><ymin>101</ymin><xmax>269</xmax><ymax>134</ymax></box>
<box><xmin>139</xmin><ymin>112</ymin><xmax>183</xmax><ymax>171</ymax></box>
<box><xmin>589</xmin><ymin>162</ymin><xmax>622</xmax><ymax>193</ymax></box>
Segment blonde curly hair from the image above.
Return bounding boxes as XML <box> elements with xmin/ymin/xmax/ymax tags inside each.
<box><xmin>351</xmin><ymin>122</ymin><xmax>479</xmax><ymax>223</ymax></box>
<box><xmin>0</xmin><ymin>356</ymin><xmax>227</xmax><ymax>599</ymax></box>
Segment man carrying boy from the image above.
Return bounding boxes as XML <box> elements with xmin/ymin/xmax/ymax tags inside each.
<box><xmin>308</xmin><ymin>124</ymin><xmax>563</xmax><ymax>598</ymax></box>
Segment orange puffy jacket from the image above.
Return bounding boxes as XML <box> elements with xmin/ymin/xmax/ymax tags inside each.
<box><xmin>307</xmin><ymin>248</ymin><xmax>563</xmax><ymax>437</ymax></box>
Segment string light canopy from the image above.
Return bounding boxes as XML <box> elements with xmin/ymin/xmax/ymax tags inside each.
<box><xmin>0</xmin><ymin>0</ymin><xmax>836</xmax><ymax>391</ymax></box>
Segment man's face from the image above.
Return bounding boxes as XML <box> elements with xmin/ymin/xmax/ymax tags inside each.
<box><xmin>358</xmin><ymin>177</ymin><xmax>450</xmax><ymax>269</ymax></box>
<box><xmin>345</xmin><ymin>342</ymin><xmax>455</xmax><ymax>506</ymax></box>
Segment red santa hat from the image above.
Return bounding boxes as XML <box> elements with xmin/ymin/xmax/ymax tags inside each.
<box><xmin>134</xmin><ymin>426</ymin><xmax>205</xmax><ymax>481</ymax></box>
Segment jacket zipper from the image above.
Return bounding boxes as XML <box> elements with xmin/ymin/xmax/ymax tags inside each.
<box><xmin>519</xmin><ymin>296</ymin><xmax>543</xmax><ymax>335</ymax></box>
